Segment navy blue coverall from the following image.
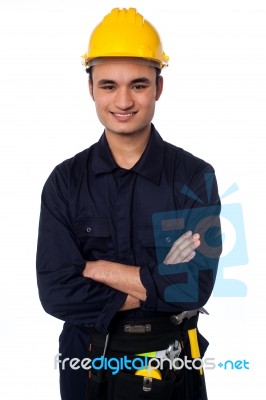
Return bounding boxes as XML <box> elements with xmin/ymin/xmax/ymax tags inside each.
<box><xmin>36</xmin><ymin>125</ymin><xmax>221</xmax><ymax>399</ymax></box>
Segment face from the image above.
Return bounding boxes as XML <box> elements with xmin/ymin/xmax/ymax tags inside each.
<box><xmin>89</xmin><ymin>60</ymin><xmax>163</xmax><ymax>137</ymax></box>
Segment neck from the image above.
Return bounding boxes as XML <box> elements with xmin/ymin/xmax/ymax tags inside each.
<box><xmin>105</xmin><ymin>126</ymin><xmax>151</xmax><ymax>169</ymax></box>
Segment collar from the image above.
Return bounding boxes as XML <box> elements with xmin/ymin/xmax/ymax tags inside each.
<box><xmin>91</xmin><ymin>124</ymin><xmax>165</xmax><ymax>185</ymax></box>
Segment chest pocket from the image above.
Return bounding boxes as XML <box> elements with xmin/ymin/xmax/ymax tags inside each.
<box><xmin>137</xmin><ymin>226</ymin><xmax>158</xmax><ymax>263</ymax></box>
<box><xmin>138</xmin><ymin>225</ymin><xmax>174</xmax><ymax>264</ymax></box>
<box><xmin>73</xmin><ymin>219</ymin><xmax>114</xmax><ymax>259</ymax></box>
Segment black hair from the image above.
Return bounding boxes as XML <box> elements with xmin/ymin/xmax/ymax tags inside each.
<box><xmin>155</xmin><ymin>67</ymin><xmax>161</xmax><ymax>86</ymax></box>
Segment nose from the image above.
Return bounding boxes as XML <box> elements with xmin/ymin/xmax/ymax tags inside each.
<box><xmin>114</xmin><ymin>87</ymin><xmax>134</xmax><ymax>110</ymax></box>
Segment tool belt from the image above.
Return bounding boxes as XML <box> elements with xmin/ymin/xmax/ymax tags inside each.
<box><xmin>85</xmin><ymin>313</ymin><xmax>208</xmax><ymax>400</ymax></box>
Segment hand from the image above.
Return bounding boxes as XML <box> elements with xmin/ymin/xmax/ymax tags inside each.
<box><xmin>82</xmin><ymin>260</ymin><xmax>99</xmax><ymax>279</ymax></box>
<box><xmin>119</xmin><ymin>294</ymin><xmax>140</xmax><ymax>311</ymax></box>
<box><xmin>163</xmin><ymin>231</ymin><xmax>200</xmax><ymax>265</ymax></box>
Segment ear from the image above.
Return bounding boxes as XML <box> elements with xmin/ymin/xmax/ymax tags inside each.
<box><xmin>88</xmin><ymin>79</ymin><xmax>94</xmax><ymax>101</ymax></box>
<box><xmin>155</xmin><ymin>76</ymin><xmax>163</xmax><ymax>101</ymax></box>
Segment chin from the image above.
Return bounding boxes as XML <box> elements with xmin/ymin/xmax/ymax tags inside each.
<box><xmin>107</xmin><ymin>122</ymin><xmax>150</xmax><ymax>137</ymax></box>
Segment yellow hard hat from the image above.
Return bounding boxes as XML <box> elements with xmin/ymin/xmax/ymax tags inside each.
<box><xmin>82</xmin><ymin>8</ymin><xmax>169</xmax><ymax>69</ymax></box>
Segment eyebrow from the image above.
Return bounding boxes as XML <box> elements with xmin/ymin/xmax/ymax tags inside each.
<box><xmin>131</xmin><ymin>77</ymin><xmax>151</xmax><ymax>84</ymax></box>
<box><xmin>97</xmin><ymin>77</ymin><xmax>151</xmax><ymax>85</ymax></box>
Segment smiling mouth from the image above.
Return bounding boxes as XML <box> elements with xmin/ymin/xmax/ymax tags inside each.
<box><xmin>111</xmin><ymin>112</ymin><xmax>137</xmax><ymax>117</ymax></box>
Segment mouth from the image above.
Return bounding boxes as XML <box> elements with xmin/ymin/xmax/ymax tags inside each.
<box><xmin>110</xmin><ymin>111</ymin><xmax>137</xmax><ymax>120</ymax></box>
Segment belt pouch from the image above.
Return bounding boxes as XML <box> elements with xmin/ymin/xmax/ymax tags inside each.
<box><xmin>85</xmin><ymin>338</ymin><xmax>108</xmax><ymax>400</ymax></box>
<box><xmin>107</xmin><ymin>369</ymin><xmax>176</xmax><ymax>400</ymax></box>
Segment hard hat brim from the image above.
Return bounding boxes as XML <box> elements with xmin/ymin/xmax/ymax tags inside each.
<box><xmin>83</xmin><ymin>56</ymin><xmax>165</xmax><ymax>69</ymax></box>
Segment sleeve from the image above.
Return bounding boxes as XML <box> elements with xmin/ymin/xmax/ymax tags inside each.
<box><xmin>139</xmin><ymin>165</ymin><xmax>222</xmax><ymax>313</ymax></box>
<box><xmin>36</xmin><ymin>163</ymin><xmax>127</xmax><ymax>333</ymax></box>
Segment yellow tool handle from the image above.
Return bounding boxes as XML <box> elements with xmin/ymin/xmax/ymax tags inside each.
<box><xmin>188</xmin><ymin>328</ymin><xmax>203</xmax><ymax>375</ymax></box>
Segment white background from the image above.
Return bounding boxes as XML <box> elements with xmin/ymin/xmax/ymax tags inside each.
<box><xmin>0</xmin><ymin>0</ymin><xmax>265</xmax><ymax>398</ymax></box>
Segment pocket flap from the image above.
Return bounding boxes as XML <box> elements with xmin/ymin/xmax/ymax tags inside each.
<box><xmin>138</xmin><ymin>226</ymin><xmax>174</xmax><ymax>248</ymax></box>
<box><xmin>73</xmin><ymin>219</ymin><xmax>111</xmax><ymax>238</ymax></box>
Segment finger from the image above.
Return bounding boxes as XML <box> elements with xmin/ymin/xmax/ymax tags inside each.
<box><xmin>164</xmin><ymin>241</ymin><xmax>196</xmax><ymax>264</ymax></box>
<box><xmin>183</xmin><ymin>251</ymin><xmax>196</xmax><ymax>263</ymax></box>
<box><xmin>164</xmin><ymin>237</ymin><xmax>200</xmax><ymax>264</ymax></box>
<box><xmin>193</xmin><ymin>240</ymin><xmax>201</xmax><ymax>249</ymax></box>
<box><xmin>166</xmin><ymin>231</ymin><xmax>193</xmax><ymax>258</ymax></box>
<box><xmin>192</xmin><ymin>233</ymin><xmax>200</xmax><ymax>246</ymax></box>
<box><xmin>192</xmin><ymin>233</ymin><xmax>200</xmax><ymax>241</ymax></box>
<box><xmin>164</xmin><ymin>245</ymin><xmax>195</xmax><ymax>264</ymax></box>
<box><xmin>172</xmin><ymin>231</ymin><xmax>193</xmax><ymax>249</ymax></box>
<box><xmin>166</xmin><ymin>231</ymin><xmax>200</xmax><ymax>260</ymax></box>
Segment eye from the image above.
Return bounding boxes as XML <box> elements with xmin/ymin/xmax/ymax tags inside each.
<box><xmin>101</xmin><ymin>85</ymin><xmax>115</xmax><ymax>90</ymax></box>
<box><xmin>132</xmin><ymin>84</ymin><xmax>147</xmax><ymax>90</ymax></box>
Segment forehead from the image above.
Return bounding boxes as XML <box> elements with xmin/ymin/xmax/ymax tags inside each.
<box><xmin>92</xmin><ymin>59</ymin><xmax>156</xmax><ymax>81</ymax></box>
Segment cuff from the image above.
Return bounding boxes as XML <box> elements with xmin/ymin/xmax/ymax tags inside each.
<box><xmin>95</xmin><ymin>291</ymin><xmax>127</xmax><ymax>333</ymax></box>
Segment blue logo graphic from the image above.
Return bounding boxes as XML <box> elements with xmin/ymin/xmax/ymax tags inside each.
<box><xmin>213</xmin><ymin>202</ymin><xmax>248</xmax><ymax>297</ymax></box>
<box><xmin>152</xmin><ymin>176</ymin><xmax>248</xmax><ymax>301</ymax></box>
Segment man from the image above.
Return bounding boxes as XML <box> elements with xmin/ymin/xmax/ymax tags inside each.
<box><xmin>36</xmin><ymin>8</ymin><xmax>222</xmax><ymax>400</ymax></box>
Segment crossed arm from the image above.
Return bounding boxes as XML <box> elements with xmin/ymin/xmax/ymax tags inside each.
<box><xmin>82</xmin><ymin>231</ymin><xmax>200</xmax><ymax>310</ymax></box>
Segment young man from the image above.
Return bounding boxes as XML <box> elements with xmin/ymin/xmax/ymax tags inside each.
<box><xmin>36</xmin><ymin>8</ymin><xmax>222</xmax><ymax>400</ymax></box>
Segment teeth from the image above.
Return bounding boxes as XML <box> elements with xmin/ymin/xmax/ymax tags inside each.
<box><xmin>113</xmin><ymin>113</ymin><xmax>134</xmax><ymax>117</ymax></box>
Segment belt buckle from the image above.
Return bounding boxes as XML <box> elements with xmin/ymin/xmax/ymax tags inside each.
<box><xmin>124</xmin><ymin>324</ymin><xmax>151</xmax><ymax>333</ymax></box>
